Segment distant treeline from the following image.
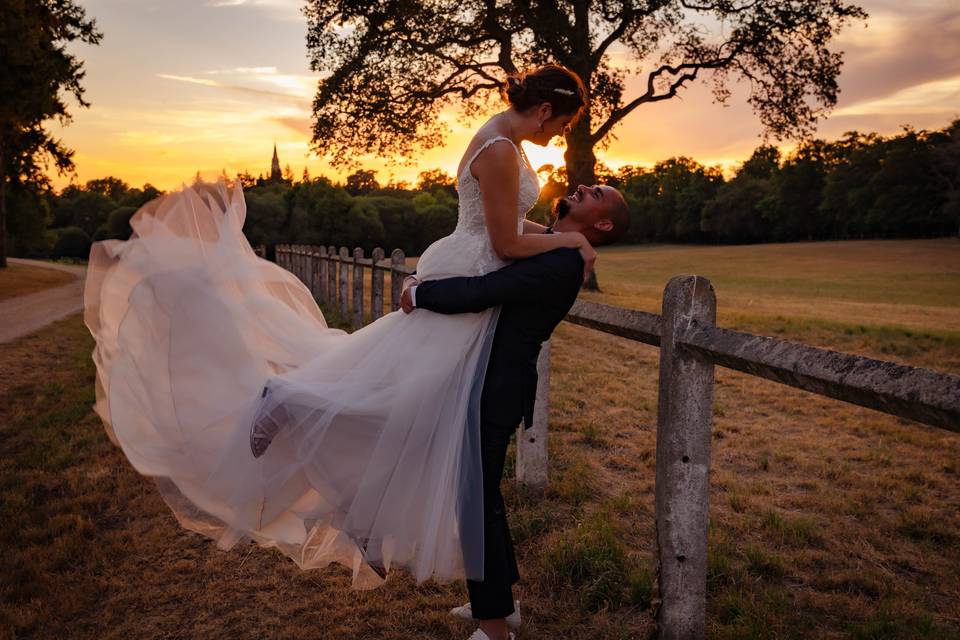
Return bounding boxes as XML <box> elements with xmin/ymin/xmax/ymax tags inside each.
<box><xmin>604</xmin><ymin>120</ymin><xmax>959</xmax><ymax>244</ymax></box>
<box><xmin>8</xmin><ymin>120</ymin><xmax>958</xmax><ymax>260</ymax></box>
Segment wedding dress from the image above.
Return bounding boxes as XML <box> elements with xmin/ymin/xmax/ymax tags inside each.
<box><xmin>83</xmin><ymin>136</ymin><xmax>540</xmax><ymax>588</ymax></box>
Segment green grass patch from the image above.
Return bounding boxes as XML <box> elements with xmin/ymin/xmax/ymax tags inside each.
<box><xmin>539</xmin><ymin>510</ymin><xmax>644</xmax><ymax>613</ymax></box>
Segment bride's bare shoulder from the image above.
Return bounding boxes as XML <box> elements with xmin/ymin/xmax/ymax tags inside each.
<box><xmin>456</xmin><ymin>118</ymin><xmax>516</xmax><ymax>177</ymax></box>
<box><xmin>459</xmin><ymin>138</ymin><xmax>518</xmax><ymax>181</ymax></box>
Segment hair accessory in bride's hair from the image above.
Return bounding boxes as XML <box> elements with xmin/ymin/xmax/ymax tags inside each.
<box><xmin>553</xmin><ymin>88</ymin><xmax>575</xmax><ymax>96</ymax></box>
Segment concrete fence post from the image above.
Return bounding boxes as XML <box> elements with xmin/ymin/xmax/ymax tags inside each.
<box><xmin>306</xmin><ymin>246</ymin><xmax>315</xmax><ymax>295</ymax></box>
<box><xmin>655</xmin><ymin>275</ymin><xmax>716</xmax><ymax>640</ymax></box>
<box><xmin>317</xmin><ymin>246</ymin><xmax>327</xmax><ymax>304</ymax></box>
<box><xmin>390</xmin><ymin>249</ymin><xmax>405</xmax><ymax>312</ymax></box>
<box><xmin>371</xmin><ymin>247</ymin><xmax>385</xmax><ymax>320</ymax></box>
<box><xmin>516</xmin><ymin>340</ymin><xmax>550</xmax><ymax>488</ymax></box>
<box><xmin>338</xmin><ymin>247</ymin><xmax>349</xmax><ymax>318</ymax></box>
<box><xmin>352</xmin><ymin>247</ymin><xmax>364</xmax><ymax>329</ymax></box>
<box><xmin>327</xmin><ymin>246</ymin><xmax>337</xmax><ymax>308</ymax></box>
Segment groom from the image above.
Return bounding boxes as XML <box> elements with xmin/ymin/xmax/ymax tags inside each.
<box><xmin>401</xmin><ymin>184</ymin><xmax>630</xmax><ymax>640</ymax></box>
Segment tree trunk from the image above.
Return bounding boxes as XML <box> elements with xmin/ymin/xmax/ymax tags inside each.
<box><xmin>564</xmin><ymin>116</ymin><xmax>597</xmax><ymax>193</ymax></box>
<box><xmin>564</xmin><ymin>70</ymin><xmax>598</xmax><ymax>289</ymax></box>
<box><xmin>0</xmin><ymin>142</ymin><xmax>7</xmax><ymax>269</ymax></box>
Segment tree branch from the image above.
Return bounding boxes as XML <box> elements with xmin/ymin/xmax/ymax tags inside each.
<box><xmin>591</xmin><ymin>3</ymin><xmax>636</xmax><ymax>65</ymax></box>
<box><xmin>679</xmin><ymin>0</ymin><xmax>760</xmax><ymax>13</ymax></box>
<box><xmin>481</xmin><ymin>0</ymin><xmax>517</xmax><ymax>73</ymax></box>
<box><xmin>590</xmin><ymin>49</ymin><xmax>740</xmax><ymax>144</ymax></box>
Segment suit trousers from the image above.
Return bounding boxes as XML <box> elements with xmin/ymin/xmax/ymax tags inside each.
<box><xmin>466</xmin><ymin>418</ymin><xmax>521</xmax><ymax>620</ymax></box>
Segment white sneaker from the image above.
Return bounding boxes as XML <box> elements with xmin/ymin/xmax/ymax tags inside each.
<box><xmin>466</xmin><ymin>629</ymin><xmax>515</xmax><ymax>640</ymax></box>
<box><xmin>451</xmin><ymin>600</ymin><xmax>521</xmax><ymax>628</ymax></box>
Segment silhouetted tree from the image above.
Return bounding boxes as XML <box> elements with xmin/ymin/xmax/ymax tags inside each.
<box><xmin>759</xmin><ymin>140</ymin><xmax>833</xmax><ymax>241</ymax></box>
<box><xmin>85</xmin><ymin>176</ymin><xmax>129</xmax><ymax>201</ymax></box>
<box><xmin>930</xmin><ymin>119</ymin><xmax>960</xmax><ymax>235</ymax></box>
<box><xmin>0</xmin><ymin>0</ymin><xmax>102</xmax><ymax>267</ymax></box>
<box><xmin>345</xmin><ymin>169</ymin><xmax>380</xmax><ymax>195</ymax></box>
<box><xmin>305</xmin><ymin>0</ymin><xmax>866</xmax><ymax>191</ymax></box>
<box><xmin>416</xmin><ymin>169</ymin><xmax>456</xmax><ymax>195</ymax></box>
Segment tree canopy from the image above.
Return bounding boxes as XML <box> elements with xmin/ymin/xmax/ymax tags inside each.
<box><xmin>305</xmin><ymin>0</ymin><xmax>867</xmax><ymax>190</ymax></box>
<box><xmin>0</xmin><ymin>0</ymin><xmax>101</xmax><ymax>267</ymax></box>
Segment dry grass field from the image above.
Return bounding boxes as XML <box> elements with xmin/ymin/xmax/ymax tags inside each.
<box><xmin>2</xmin><ymin>238</ymin><xmax>959</xmax><ymax>639</ymax></box>
<box><xmin>0</xmin><ymin>262</ymin><xmax>75</xmax><ymax>302</ymax></box>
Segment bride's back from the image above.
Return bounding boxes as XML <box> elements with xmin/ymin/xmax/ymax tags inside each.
<box><xmin>414</xmin><ymin>130</ymin><xmax>540</xmax><ymax>281</ymax></box>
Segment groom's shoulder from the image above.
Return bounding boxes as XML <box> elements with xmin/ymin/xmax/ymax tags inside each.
<box><xmin>536</xmin><ymin>246</ymin><xmax>583</xmax><ymax>261</ymax></box>
<box><xmin>523</xmin><ymin>247</ymin><xmax>583</xmax><ymax>282</ymax></box>
<box><xmin>540</xmin><ymin>246</ymin><xmax>584</xmax><ymax>268</ymax></box>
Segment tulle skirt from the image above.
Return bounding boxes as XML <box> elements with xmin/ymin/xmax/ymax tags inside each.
<box><xmin>83</xmin><ymin>180</ymin><xmax>496</xmax><ymax>588</ymax></box>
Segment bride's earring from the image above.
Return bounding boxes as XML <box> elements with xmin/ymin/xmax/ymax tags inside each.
<box><xmin>537</xmin><ymin>120</ymin><xmax>544</xmax><ymax>134</ymax></box>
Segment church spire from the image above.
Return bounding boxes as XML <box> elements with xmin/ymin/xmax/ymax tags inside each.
<box><xmin>270</xmin><ymin>142</ymin><xmax>282</xmax><ymax>182</ymax></box>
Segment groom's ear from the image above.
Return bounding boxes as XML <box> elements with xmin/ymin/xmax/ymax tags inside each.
<box><xmin>593</xmin><ymin>218</ymin><xmax>614</xmax><ymax>232</ymax></box>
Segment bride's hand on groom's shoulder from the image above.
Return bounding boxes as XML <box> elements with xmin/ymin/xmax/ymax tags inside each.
<box><xmin>555</xmin><ymin>230</ymin><xmax>596</xmax><ymax>282</ymax></box>
<box><xmin>401</xmin><ymin>276</ymin><xmax>420</xmax><ymax>314</ymax></box>
<box><xmin>579</xmin><ymin>244</ymin><xmax>597</xmax><ymax>283</ymax></box>
<box><xmin>566</xmin><ymin>232</ymin><xmax>597</xmax><ymax>283</ymax></box>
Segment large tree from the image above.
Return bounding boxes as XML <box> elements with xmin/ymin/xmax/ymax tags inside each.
<box><xmin>0</xmin><ymin>0</ymin><xmax>101</xmax><ymax>268</ymax></box>
<box><xmin>305</xmin><ymin>0</ymin><xmax>866</xmax><ymax>192</ymax></box>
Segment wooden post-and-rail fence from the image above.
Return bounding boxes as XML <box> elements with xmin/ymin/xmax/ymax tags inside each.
<box><xmin>268</xmin><ymin>243</ymin><xmax>960</xmax><ymax>640</ymax></box>
<box><xmin>272</xmin><ymin>244</ymin><xmax>413</xmax><ymax>323</ymax></box>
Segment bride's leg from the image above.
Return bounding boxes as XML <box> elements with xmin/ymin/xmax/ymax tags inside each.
<box><xmin>250</xmin><ymin>384</ymin><xmax>291</xmax><ymax>458</ymax></box>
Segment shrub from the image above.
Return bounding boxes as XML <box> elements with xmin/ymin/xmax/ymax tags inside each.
<box><xmin>52</xmin><ymin>226</ymin><xmax>91</xmax><ymax>259</ymax></box>
<box><xmin>106</xmin><ymin>206</ymin><xmax>137</xmax><ymax>239</ymax></box>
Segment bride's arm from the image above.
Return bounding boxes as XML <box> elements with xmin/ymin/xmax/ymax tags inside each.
<box><xmin>473</xmin><ymin>142</ymin><xmax>595</xmax><ymax>277</ymax></box>
<box><xmin>522</xmin><ymin>219</ymin><xmax>548</xmax><ymax>234</ymax></box>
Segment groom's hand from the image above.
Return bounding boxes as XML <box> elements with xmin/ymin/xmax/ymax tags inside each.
<box><xmin>401</xmin><ymin>276</ymin><xmax>420</xmax><ymax>314</ymax></box>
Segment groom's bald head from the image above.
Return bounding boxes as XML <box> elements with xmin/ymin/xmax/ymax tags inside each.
<box><xmin>552</xmin><ymin>184</ymin><xmax>629</xmax><ymax>246</ymax></box>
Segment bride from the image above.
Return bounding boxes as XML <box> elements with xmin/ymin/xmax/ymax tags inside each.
<box><xmin>83</xmin><ymin>64</ymin><xmax>592</xmax><ymax>589</ymax></box>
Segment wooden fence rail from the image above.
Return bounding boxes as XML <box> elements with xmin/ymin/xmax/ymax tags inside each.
<box><xmin>275</xmin><ymin>244</ymin><xmax>413</xmax><ymax>325</ymax></box>
<box><xmin>267</xmin><ymin>243</ymin><xmax>960</xmax><ymax>640</ymax></box>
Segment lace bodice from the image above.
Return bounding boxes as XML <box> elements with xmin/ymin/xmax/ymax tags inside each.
<box><xmin>454</xmin><ymin>136</ymin><xmax>541</xmax><ymax>236</ymax></box>
<box><xmin>415</xmin><ymin>136</ymin><xmax>540</xmax><ymax>280</ymax></box>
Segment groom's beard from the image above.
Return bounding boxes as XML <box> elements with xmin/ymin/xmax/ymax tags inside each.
<box><xmin>553</xmin><ymin>197</ymin><xmax>571</xmax><ymax>220</ymax></box>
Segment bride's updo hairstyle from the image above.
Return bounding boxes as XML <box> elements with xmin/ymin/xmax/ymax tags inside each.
<box><xmin>503</xmin><ymin>65</ymin><xmax>587</xmax><ymax>122</ymax></box>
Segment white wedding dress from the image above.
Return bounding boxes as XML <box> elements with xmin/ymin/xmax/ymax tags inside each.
<box><xmin>84</xmin><ymin>136</ymin><xmax>540</xmax><ymax>588</ymax></box>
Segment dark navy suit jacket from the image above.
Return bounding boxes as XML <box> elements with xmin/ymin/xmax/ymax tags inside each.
<box><xmin>413</xmin><ymin>247</ymin><xmax>584</xmax><ymax>429</ymax></box>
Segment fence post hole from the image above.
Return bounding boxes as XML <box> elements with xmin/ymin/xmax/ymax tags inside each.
<box><xmin>390</xmin><ymin>249</ymin><xmax>405</xmax><ymax>312</ymax></box>
<box><xmin>317</xmin><ymin>246</ymin><xmax>327</xmax><ymax>304</ymax></box>
<box><xmin>327</xmin><ymin>246</ymin><xmax>337</xmax><ymax>308</ymax></box>
<box><xmin>655</xmin><ymin>275</ymin><xmax>716</xmax><ymax>640</ymax></box>
<box><xmin>339</xmin><ymin>247</ymin><xmax>349</xmax><ymax>318</ymax></box>
<box><xmin>371</xmin><ymin>248</ymin><xmax>385</xmax><ymax>320</ymax></box>
<box><xmin>352</xmin><ymin>248</ymin><xmax>364</xmax><ymax>329</ymax></box>
<box><xmin>516</xmin><ymin>340</ymin><xmax>550</xmax><ymax>488</ymax></box>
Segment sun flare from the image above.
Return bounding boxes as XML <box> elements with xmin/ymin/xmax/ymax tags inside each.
<box><xmin>520</xmin><ymin>139</ymin><xmax>568</xmax><ymax>174</ymax></box>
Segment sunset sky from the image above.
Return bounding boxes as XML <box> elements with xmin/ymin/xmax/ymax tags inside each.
<box><xmin>51</xmin><ymin>0</ymin><xmax>960</xmax><ymax>191</ymax></box>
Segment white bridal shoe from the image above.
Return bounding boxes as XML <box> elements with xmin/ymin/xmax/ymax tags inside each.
<box><xmin>451</xmin><ymin>600</ymin><xmax>521</xmax><ymax>628</ymax></box>
<box><xmin>466</xmin><ymin>629</ymin><xmax>515</xmax><ymax>640</ymax></box>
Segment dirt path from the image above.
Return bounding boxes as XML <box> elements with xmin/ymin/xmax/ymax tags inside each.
<box><xmin>0</xmin><ymin>258</ymin><xmax>87</xmax><ymax>344</ymax></box>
